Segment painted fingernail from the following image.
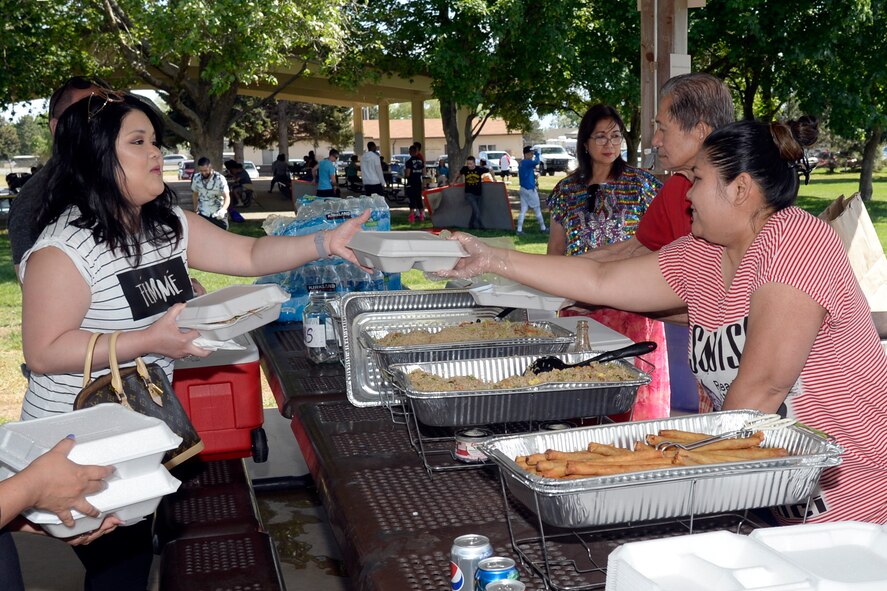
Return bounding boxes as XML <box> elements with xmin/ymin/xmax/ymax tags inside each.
<box><xmin>66</xmin><ymin>434</ymin><xmax>76</xmax><ymax>439</ymax></box>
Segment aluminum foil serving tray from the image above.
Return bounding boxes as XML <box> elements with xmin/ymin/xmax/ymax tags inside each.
<box><xmin>387</xmin><ymin>352</ymin><xmax>648</xmax><ymax>427</ymax></box>
<box><xmin>479</xmin><ymin>410</ymin><xmax>842</xmax><ymax>528</ymax></box>
<box><xmin>341</xmin><ymin>290</ymin><xmax>529</xmax><ymax>407</ymax></box>
<box><xmin>359</xmin><ymin>318</ymin><xmax>574</xmax><ymax>374</ymax></box>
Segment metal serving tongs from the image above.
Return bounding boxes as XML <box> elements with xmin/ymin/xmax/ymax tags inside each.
<box><xmin>654</xmin><ymin>413</ymin><xmax>797</xmax><ymax>452</ymax></box>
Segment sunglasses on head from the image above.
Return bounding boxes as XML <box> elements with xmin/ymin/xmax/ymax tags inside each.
<box><xmin>87</xmin><ymin>88</ymin><xmax>126</xmax><ymax>122</ymax></box>
<box><xmin>49</xmin><ymin>76</ymin><xmax>113</xmax><ymax>118</ymax></box>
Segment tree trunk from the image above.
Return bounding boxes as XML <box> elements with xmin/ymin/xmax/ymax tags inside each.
<box><xmin>233</xmin><ymin>140</ymin><xmax>245</xmax><ymax>163</ymax></box>
<box><xmin>277</xmin><ymin>100</ymin><xmax>289</xmax><ymax>157</ymax></box>
<box><xmin>175</xmin><ymin>83</ymin><xmax>240</xmax><ymax>171</ymax></box>
<box><xmin>859</xmin><ymin>124</ymin><xmax>881</xmax><ymax>202</ymax></box>
<box><xmin>440</xmin><ymin>99</ymin><xmax>474</xmax><ymax>182</ymax></box>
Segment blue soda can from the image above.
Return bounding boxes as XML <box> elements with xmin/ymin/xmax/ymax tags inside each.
<box><xmin>474</xmin><ymin>557</ymin><xmax>520</xmax><ymax>591</ymax></box>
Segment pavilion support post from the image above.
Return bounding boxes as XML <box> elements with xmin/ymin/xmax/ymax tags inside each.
<box><xmin>379</xmin><ymin>102</ymin><xmax>392</xmax><ymax>161</ymax></box>
<box><xmin>639</xmin><ymin>0</ymin><xmax>656</xmax><ymax>158</ymax></box>
<box><xmin>639</xmin><ymin>0</ymin><xmax>701</xmax><ymax>166</ymax></box>
<box><xmin>411</xmin><ymin>96</ymin><xmax>426</xmax><ymax>152</ymax></box>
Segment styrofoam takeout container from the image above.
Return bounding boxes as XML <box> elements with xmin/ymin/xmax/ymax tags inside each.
<box><xmin>8</xmin><ymin>466</ymin><xmax>181</xmax><ymax>537</ymax></box>
<box><xmin>469</xmin><ymin>282</ymin><xmax>573</xmax><ymax>311</ymax></box>
<box><xmin>0</xmin><ymin>404</ymin><xmax>182</xmax><ymax>479</ymax></box>
<box><xmin>348</xmin><ymin>231</ymin><xmax>469</xmax><ymax>272</ymax></box>
<box><xmin>605</xmin><ymin>531</ymin><xmax>818</xmax><ymax>591</ymax></box>
<box><xmin>749</xmin><ymin>521</ymin><xmax>887</xmax><ymax>590</ymax></box>
<box><xmin>176</xmin><ymin>284</ymin><xmax>288</xmax><ymax>341</ymax></box>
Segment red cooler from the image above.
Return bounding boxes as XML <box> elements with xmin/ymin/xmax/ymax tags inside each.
<box><xmin>173</xmin><ymin>333</ymin><xmax>268</xmax><ymax>463</ymax></box>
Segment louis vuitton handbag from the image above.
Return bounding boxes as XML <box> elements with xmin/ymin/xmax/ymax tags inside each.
<box><xmin>73</xmin><ymin>331</ymin><xmax>204</xmax><ymax>469</ymax></box>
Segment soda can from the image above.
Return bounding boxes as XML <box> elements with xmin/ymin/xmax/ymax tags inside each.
<box><xmin>450</xmin><ymin>534</ymin><xmax>494</xmax><ymax>591</ymax></box>
<box><xmin>475</xmin><ymin>556</ymin><xmax>520</xmax><ymax>591</ymax></box>
<box><xmin>454</xmin><ymin>428</ymin><xmax>493</xmax><ymax>463</ymax></box>
<box><xmin>486</xmin><ymin>581</ymin><xmax>526</xmax><ymax>591</ymax></box>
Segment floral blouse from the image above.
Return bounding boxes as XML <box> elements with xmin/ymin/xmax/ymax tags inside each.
<box><xmin>547</xmin><ymin>166</ymin><xmax>662</xmax><ymax>256</ymax></box>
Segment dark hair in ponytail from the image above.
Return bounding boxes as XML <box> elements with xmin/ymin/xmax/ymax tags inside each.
<box><xmin>702</xmin><ymin>115</ymin><xmax>819</xmax><ymax>212</ymax></box>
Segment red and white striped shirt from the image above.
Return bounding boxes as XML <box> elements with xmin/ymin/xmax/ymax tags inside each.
<box><xmin>660</xmin><ymin>206</ymin><xmax>887</xmax><ymax>524</ymax></box>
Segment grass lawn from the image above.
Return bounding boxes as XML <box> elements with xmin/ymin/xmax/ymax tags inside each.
<box><xmin>0</xmin><ymin>169</ymin><xmax>884</xmax><ymax>422</ymax></box>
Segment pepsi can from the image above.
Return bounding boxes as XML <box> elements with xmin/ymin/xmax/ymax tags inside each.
<box><xmin>450</xmin><ymin>534</ymin><xmax>494</xmax><ymax>591</ymax></box>
<box><xmin>475</xmin><ymin>557</ymin><xmax>520</xmax><ymax>590</ymax></box>
<box><xmin>486</xmin><ymin>581</ymin><xmax>526</xmax><ymax>591</ymax></box>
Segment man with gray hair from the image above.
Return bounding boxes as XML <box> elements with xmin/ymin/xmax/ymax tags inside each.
<box><xmin>587</xmin><ymin>72</ymin><xmax>734</xmax><ymax>260</ymax></box>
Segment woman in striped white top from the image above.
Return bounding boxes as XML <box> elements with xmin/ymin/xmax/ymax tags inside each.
<box><xmin>440</xmin><ymin>116</ymin><xmax>887</xmax><ymax>525</ymax></box>
<box><xmin>18</xmin><ymin>92</ymin><xmax>369</xmax><ymax>590</ymax></box>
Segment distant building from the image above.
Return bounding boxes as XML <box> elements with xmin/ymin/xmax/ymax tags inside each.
<box><xmin>244</xmin><ymin>118</ymin><xmax>524</xmax><ymax>165</ymax></box>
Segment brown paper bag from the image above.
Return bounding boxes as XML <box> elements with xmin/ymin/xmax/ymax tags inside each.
<box><xmin>818</xmin><ymin>193</ymin><xmax>887</xmax><ymax>311</ymax></box>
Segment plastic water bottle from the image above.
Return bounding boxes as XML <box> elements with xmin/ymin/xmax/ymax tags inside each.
<box><xmin>302</xmin><ymin>291</ymin><xmax>341</xmax><ymax>364</ymax></box>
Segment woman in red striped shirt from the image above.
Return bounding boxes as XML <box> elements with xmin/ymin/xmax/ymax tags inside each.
<box><xmin>439</xmin><ymin>116</ymin><xmax>887</xmax><ymax>524</ymax></box>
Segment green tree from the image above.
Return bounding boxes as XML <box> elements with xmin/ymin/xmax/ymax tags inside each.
<box><xmin>14</xmin><ymin>115</ymin><xmax>50</xmax><ymax>159</ymax></box>
<box><xmin>795</xmin><ymin>0</ymin><xmax>887</xmax><ymax>201</ymax></box>
<box><xmin>690</xmin><ymin>0</ymin><xmax>883</xmax><ymax>200</ymax></box>
<box><xmin>0</xmin><ymin>122</ymin><xmax>18</xmax><ymax>161</ymax></box>
<box><xmin>345</xmin><ymin>0</ymin><xmax>576</xmax><ymax>179</ymax></box>
<box><xmin>1</xmin><ymin>1</ymin><xmax>350</xmax><ymax>168</ymax></box>
<box><xmin>231</xmin><ymin>101</ymin><xmax>354</xmax><ymax>152</ymax></box>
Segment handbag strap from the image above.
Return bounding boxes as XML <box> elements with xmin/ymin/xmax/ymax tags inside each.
<box><xmin>108</xmin><ymin>331</ymin><xmax>154</xmax><ymax>395</ymax></box>
<box><xmin>81</xmin><ymin>332</ymin><xmax>102</xmax><ymax>389</ymax></box>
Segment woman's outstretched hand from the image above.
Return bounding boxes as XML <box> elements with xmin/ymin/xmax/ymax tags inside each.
<box><xmin>434</xmin><ymin>232</ymin><xmax>510</xmax><ymax>279</ymax></box>
<box><xmin>329</xmin><ymin>209</ymin><xmax>373</xmax><ymax>269</ymax></box>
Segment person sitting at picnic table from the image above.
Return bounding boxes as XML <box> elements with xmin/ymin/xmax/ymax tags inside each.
<box><xmin>224</xmin><ymin>159</ymin><xmax>253</xmax><ymax>207</ymax></box>
<box><xmin>436</xmin><ymin>158</ymin><xmax>449</xmax><ymax>185</ymax></box>
<box><xmin>345</xmin><ymin>154</ymin><xmax>361</xmax><ymax>191</ymax></box>
<box><xmin>437</xmin><ymin>116</ymin><xmax>887</xmax><ymax>525</ymax></box>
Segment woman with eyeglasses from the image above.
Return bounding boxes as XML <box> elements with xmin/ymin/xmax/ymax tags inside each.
<box><xmin>440</xmin><ymin>116</ymin><xmax>887</xmax><ymax>525</ymax></box>
<box><xmin>545</xmin><ymin>104</ymin><xmax>669</xmax><ymax>421</ymax></box>
<box><xmin>17</xmin><ymin>91</ymin><xmax>370</xmax><ymax>590</ymax></box>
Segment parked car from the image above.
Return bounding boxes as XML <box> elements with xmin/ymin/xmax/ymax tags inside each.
<box><xmin>178</xmin><ymin>160</ymin><xmax>195</xmax><ymax>180</ymax></box>
<box><xmin>478</xmin><ymin>150</ymin><xmax>518</xmax><ymax>174</ymax></box>
<box><xmin>163</xmin><ymin>154</ymin><xmax>187</xmax><ymax>171</ymax></box>
<box><xmin>336</xmin><ymin>151</ymin><xmax>356</xmax><ymax>173</ymax></box>
<box><xmin>243</xmin><ymin>161</ymin><xmax>260</xmax><ymax>180</ymax></box>
<box><xmin>531</xmin><ymin>144</ymin><xmax>578</xmax><ymax>175</ymax></box>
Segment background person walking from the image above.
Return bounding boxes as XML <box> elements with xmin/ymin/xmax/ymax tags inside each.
<box><xmin>516</xmin><ymin>146</ymin><xmax>546</xmax><ymax>234</ymax></box>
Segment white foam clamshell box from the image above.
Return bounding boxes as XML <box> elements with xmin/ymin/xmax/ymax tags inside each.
<box><xmin>0</xmin><ymin>404</ymin><xmax>181</xmax><ymax>478</ymax></box>
<box><xmin>469</xmin><ymin>282</ymin><xmax>573</xmax><ymax>311</ymax></box>
<box><xmin>749</xmin><ymin>521</ymin><xmax>887</xmax><ymax>590</ymax></box>
<box><xmin>7</xmin><ymin>467</ymin><xmax>181</xmax><ymax>537</ymax></box>
<box><xmin>606</xmin><ymin>522</ymin><xmax>887</xmax><ymax>591</ymax></box>
<box><xmin>176</xmin><ymin>284</ymin><xmax>289</xmax><ymax>341</ymax></box>
<box><xmin>0</xmin><ymin>404</ymin><xmax>182</xmax><ymax>537</ymax></box>
<box><xmin>348</xmin><ymin>231</ymin><xmax>469</xmax><ymax>273</ymax></box>
<box><xmin>605</xmin><ymin>531</ymin><xmax>818</xmax><ymax>591</ymax></box>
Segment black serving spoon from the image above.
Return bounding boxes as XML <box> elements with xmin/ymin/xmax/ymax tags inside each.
<box><xmin>494</xmin><ymin>307</ymin><xmax>517</xmax><ymax>320</ymax></box>
<box><xmin>527</xmin><ymin>341</ymin><xmax>657</xmax><ymax>375</ymax></box>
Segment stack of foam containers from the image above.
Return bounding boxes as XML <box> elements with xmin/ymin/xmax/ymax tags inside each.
<box><xmin>606</xmin><ymin>522</ymin><xmax>887</xmax><ymax>590</ymax></box>
<box><xmin>0</xmin><ymin>404</ymin><xmax>182</xmax><ymax>537</ymax></box>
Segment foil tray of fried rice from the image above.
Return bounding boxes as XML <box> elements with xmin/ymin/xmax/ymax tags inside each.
<box><xmin>386</xmin><ymin>351</ymin><xmax>650</xmax><ymax>427</ymax></box>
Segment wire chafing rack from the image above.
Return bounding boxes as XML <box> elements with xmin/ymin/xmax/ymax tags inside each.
<box><xmin>480</xmin><ymin>411</ymin><xmax>840</xmax><ymax>589</ymax></box>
